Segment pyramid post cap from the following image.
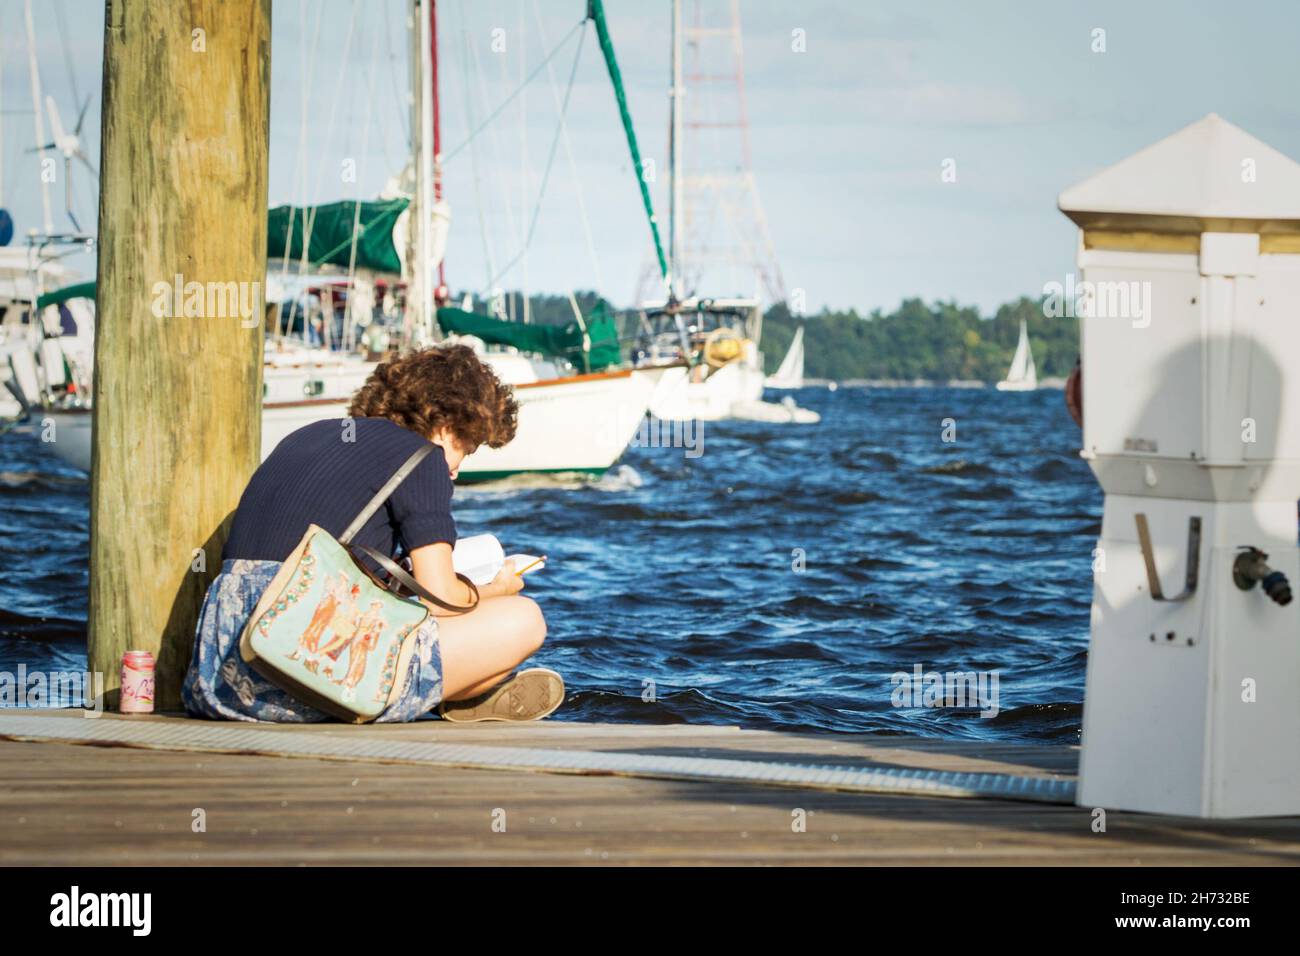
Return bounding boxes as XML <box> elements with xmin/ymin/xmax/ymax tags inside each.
<box><xmin>1058</xmin><ymin>114</ymin><xmax>1300</xmax><ymax>225</ymax></box>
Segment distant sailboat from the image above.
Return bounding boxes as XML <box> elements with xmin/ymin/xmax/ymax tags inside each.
<box><xmin>765</xmin><ymin>326</ymin><xmax>805</xmax><ymax>389</ymax></box>
<box><xmin>996</xmin><ymin>320</ymin><xmax>1037</xmax><ymax>391</ymax></box>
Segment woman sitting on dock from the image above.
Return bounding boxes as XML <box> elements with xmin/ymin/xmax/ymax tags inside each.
<box><xmin>181</xmin><ymin>344</ymin><xmax>563</xmax><ymax>723</ymax></box>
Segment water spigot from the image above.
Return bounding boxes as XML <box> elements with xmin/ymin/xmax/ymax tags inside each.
<box><xmin>1233</xmin><ymin>547</ymin><xmax>1293</xmax><ymax>606</ymax></box>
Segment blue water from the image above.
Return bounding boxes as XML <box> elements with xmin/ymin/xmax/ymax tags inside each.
<box><xmin>0</xmin><ymin>387</ymin><xmax>1101</xmax><ymax>742</ymax></box>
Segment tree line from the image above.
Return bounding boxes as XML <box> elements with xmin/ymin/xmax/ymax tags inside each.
<box><xmin>759</xmin><ymin>297</ymin><xmax>1079</xmax><ymax>382</ymax></box>
<box><xmin>486</xmin><ymin>291</ymin><xmax>1080</xmax><ymax>384</ymax></box>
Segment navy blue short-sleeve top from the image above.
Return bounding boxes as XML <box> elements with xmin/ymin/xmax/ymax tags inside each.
<box><xmin>222</xmin><ymin>417</ymin><xmax>457</xmax><ymax>563</ymax></box>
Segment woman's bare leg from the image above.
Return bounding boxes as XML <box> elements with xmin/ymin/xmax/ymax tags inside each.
<box><xmin>436</xmin><ymin>595</ymin><xmax>547</xmax><ymax>700</ymax></box>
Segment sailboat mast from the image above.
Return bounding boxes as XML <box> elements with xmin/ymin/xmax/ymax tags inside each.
<box><xmin>668</xmin><ymin>0</ymin><xmax>683</xmax><ymax>300</ymax></box>
<box><xmin>405</xmin><ymin>0</ymin><xmax>417</xmax><ymax>341</ymax></box>
<box><xmin>409</xmin><ymin>0</ymin><xmax>436</xmax><ymax>342</ymax></box>
<box><xmin>431</xmin><ymin>0</ymin><xmax>446</xmax><ymax>299</ymax></box>
<box><xmin>419</xmin><ymin>0</ymin><xmax>436</xmax><ymax>338</ymax></box>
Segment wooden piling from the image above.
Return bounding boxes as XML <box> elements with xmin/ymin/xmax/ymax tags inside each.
<box><xmin>88</xmin><ymin>0</ymin><xmax>271</xmax><ymax>709</ymax></box>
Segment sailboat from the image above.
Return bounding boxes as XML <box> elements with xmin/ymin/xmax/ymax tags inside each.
<box><xmin>19</xmin><ymin>0</ymin><xmax>680</xmax><ymax>483</ymax></box>
<box><xmin>0</xmin><ymin>15</ymin><xmax>99</xmax><ymax>424</ymax></box>
<box><xmin>0</xmin><ymin>246</ymin><xmax>93</xmax><ymax>420</ymax></box>
<box><xmin>637</xmin><ymin>297</ymin><xmax>766</xmax><ymax>421</ymax></box>
<box><xmin>382</xmin><ymin>0</ymin><xmax>676</xmax><ymax>481</ymax></box>
<box><xmin>636</xmin><ymin>0</ymin><xmax>814</xmax><ymax>424</ymax></box>
<box><xmin>996</xmin><ymin>319</ymin><xmax>1038</xmax><ymax>391</ymax></box>
<box><xmin>765</xmin><ymin>326</ymin><xmax>805</xmax><ymax>389</ymax></box>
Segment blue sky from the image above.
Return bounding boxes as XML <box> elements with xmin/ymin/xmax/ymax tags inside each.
<box><xmin>3</xmin><ymin>0</ymin><xmax>1300</xmax><ymax>314</ymax></box>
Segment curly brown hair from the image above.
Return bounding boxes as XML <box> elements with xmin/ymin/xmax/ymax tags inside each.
<box><xmin>348</xmin><ymin>344</ymin><xmax>518</xmax><ymax>450</ymax></box>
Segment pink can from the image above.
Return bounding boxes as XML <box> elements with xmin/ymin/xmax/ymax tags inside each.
<box><xmin>120</xmin><ymin>650</ymin><xmax>156</xmax><ymax>713</ymax></box>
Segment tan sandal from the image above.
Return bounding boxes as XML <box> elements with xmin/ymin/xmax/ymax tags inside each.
<box><xmin>438</xmin><ymin>667</ymin><xmax>565</xmax><ymax>722</ymax></box>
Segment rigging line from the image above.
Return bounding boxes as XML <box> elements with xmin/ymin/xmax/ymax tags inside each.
<box><xmin>518</xmin><ymin>1</ymin><xmax>528</xmax><ymax>323</ymax></box>
<box><xmin>467</xmin><ymin>18</ymin><xmax>520</xmax><ymax>298</ymax></box>
<box><xmin>278</xmin><ymin>0</ymin><xmax>327</xmax><ymax>341</ymax></box>
<box><xmin>305</xmin><ymin>0</ymin><xmax>361</xmax><ymax>230</ymax></box>
<box><xmin>51</xmin><ymin>0</ymin><xmax>80</xmax><ymax>110</ymax></box>
<box><xmin>487</xmin><ymin>0</ymin><xmax>524</xmax><ymax>320</ymax></box>
<box><xmin>296</xmin><ymin>0</ymin><xmax>361</xmax><ymax>349</ymax></box>
<box><xmin>532</xmin><ymin>0</ymin><xmax>604</xmax><ymax>297</ymax></box>
<box><xmin>588</xmin><ymin>0</ymin><xmax>669</xmax><ymax>292</ymax></box>
<box><xmin>53</xmin><ymin>0</ymin><xmax>96</xmax><ymax>231</ymax></box>
<box><xmin>441</xmin><ymin>17</ymin><xmax>583</xmax><ymax>165</ymax></box>
<box><xmin>381</xmin><ymin>0</ymin><xmax>409</xmax><ymax>154</ymax></box>
<box><xmin>459</xmin><ymin>20</ymin><xmax>497</xmax><ymax>293</ymax></box>
<box><xmin>484</xmin><ymin>33</ymin><xmax>512</xmax><ymax>296</ymax></box>
<box><xmin>485</xmin><ymin>22</ymin><xmax>586</xmax><ymax>291</ymax></box>
<box><xmin>343</xmin><ymin>15</ymin><xmax>385</xmax><ymax>350</ymax></box>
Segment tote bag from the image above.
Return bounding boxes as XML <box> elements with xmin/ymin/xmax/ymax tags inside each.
<box><xmin>238</xmin><ymin>444</ymin><xmax>477</xmax><ymax>722</ymax></box>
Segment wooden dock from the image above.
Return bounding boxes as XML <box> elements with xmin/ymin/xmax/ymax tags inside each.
<box><xmin>1</xmin><ymin>710</ymin><xmax>1297</xmax><ymax>865</ymax></box>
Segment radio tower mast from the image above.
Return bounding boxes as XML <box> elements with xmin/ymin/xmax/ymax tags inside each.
<box><xmin>634</xmin><ymin>0</ymin><xmax>786</xmax><ymax>307</ymax></box>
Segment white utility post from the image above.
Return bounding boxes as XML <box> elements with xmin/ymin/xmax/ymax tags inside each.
<box><xmin>1061</xmin><ymin>114</ymin><xmax>1300</xmax><ymax>818</ymax></box>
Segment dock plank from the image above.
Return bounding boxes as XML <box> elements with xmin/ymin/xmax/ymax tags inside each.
<box><xmin>0</xmin><ymin>712</ymin><xmax>1296</xmax><ymax>865</ymax></box>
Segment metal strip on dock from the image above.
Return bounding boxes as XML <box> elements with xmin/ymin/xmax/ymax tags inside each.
<box><xmin>0</xmin><ymin>714</ymin><xmax>1077</xmax><ymax>805</ymax></box>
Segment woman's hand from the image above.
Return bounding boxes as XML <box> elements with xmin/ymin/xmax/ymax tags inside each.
<box><xmin>410</xmin><ymin>544</ymin><xmax>525</xmax><ymax>611</ymax></box>
<box><xmin>483</xmin><ymin>559</ymin><xmax>524</xmax><ymax>598</ymax></box>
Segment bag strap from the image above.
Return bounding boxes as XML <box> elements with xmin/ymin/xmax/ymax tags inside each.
<box><xmin>336</xmin><ymin>442</ymin><xmax>477</xmax><ymax>614</ymax></box>
<box><xmin>339</xmin><ymin>443</ymin><xmax>435</xmax><ymax>545</ymax></box>
<box><xmin>346</xmin><ymin>541</ymin><xmax>480</xmax><ymax>615</ymax></box>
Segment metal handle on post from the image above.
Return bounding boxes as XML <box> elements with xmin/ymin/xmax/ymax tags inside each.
<box><xmin>1134</xmin><ymin>513</ymin><xmax>1201</xmax><ymax>602</ymax></box>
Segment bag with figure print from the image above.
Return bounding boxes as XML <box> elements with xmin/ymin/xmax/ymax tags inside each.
<box><xmin>239</xmin><ymin>444</ymin><xmax>478</xmax><ymax>722</ymax></box>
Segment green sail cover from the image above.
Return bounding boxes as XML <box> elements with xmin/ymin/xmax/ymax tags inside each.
<box><xmin>35</xmin><ymin>280</ymin><xmax>97</xmax><ymax>310</ymax></box>
<box><xmin>267</xmin><ymin>198</ymin><xmax>408</xmax><ymax>274</ymax></box>
<box><xmin>437</xmin><ymin>302</ymin><xmax>622</xmax><ymax>372</ymax></box>
<box><xmin>588</xmin><ymin>0</ymin><xmax>669</xmax><ymax>289</ymax></box>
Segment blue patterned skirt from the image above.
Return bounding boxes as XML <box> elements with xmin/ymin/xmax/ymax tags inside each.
<box><xmin>181</xmin><ymin>559</ymin><xmax>444</xmax><ymax>723</ymax></box>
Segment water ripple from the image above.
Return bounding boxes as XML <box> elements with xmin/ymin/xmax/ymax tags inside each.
<box><xmin>0</xmin><ymin>386</ymin><xmax>1100</xmax><ymax>743</ymax></box>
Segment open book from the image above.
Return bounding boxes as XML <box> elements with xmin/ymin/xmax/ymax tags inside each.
<box><xmin>451</xmin><ymin>533</ymin><xmax>545</xmax><ymax>586</ymax></box>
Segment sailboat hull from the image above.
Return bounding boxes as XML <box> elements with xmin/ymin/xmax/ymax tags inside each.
<box><xmin>37</xmin><ymin>365</ymin><xmax>678</xmax><ymax>482</ymax></box>
<box><xmin>457</xmin><ymin>365</ymin><xmax>677</xmax><ymax>481</ymax></box>
<box><xmin>266</xmin><ymin>366</ymin><xmax>675</xmax><ymax>483</ymax></box>
<box><xmin>648</xmin><ymin>358</ymin><xmax>765</xmax><ymax>421</ymax></box>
